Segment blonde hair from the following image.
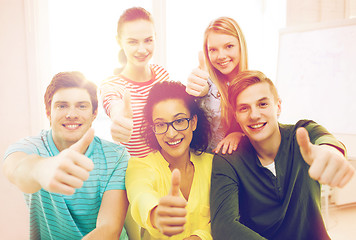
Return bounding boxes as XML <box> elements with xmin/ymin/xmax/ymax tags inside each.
<box><xmin>203</xmin><ymin>17</ymin><xmax>248</xmax><ymax>130</ymax></box>
<box><xmin>228</xmin><ymin>70</ymin><xmax>279</xmax><ymax>112</ymax></box>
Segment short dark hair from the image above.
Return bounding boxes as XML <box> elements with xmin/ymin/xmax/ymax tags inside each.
<box><xmin>117</xmin><ymin>7</ymin><xmax>154</xmax><ymax>38</ymax></box>
<box><xmin>44</xmin><ymin>71</ymin><xmax>98</xmax><ymax>116</ymax></box>
<box><xmin>228</xmin><ymin>70</ymin><xmax>279</xmax><ymax>112</ymax></box>
<box><xmin>141</xmin><ymin>81</ymin><xmax>211</xmax><ymax>154</ymax></box>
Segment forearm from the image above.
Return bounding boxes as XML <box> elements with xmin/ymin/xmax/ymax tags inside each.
<box><xmin>3</xmin><ymin>153</ymin><xmax>42</xmax><ymax>193</ymax></box>
<box><xmin>83</xmin><ymin>225</ymin><xmax>121</xmax><ymax>240</ymax></box>
<box><xmin>191</xmin><ymin>226</ymin><xmax>212</xmax><ymax>240</ymax></box>
<box><xmin>124</xmin><ymin>205</ymin><xmax>141</xmax><ymax>240</ymax></box>
<box><xmin>83</xmin><ymin>190</ymin><xmax>128</xmax><ymax>240</ymax></box>
<box><xmin>107</xmin><ymin>99</ymin><xmax>122</xmax><ymax>119</ymax></box>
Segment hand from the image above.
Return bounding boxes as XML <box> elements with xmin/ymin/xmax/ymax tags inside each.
<box><xmin>110</xmin><ymin>90</ymin><xmax>133</xmax><ymax>143</ymax></box>
<box><xmin>296</xmin><ymin>127</ymin><xmax>355</xmax><ymax>188</ymax></box>
<box><xmin>152</xmin><ymin>169</ymin><xmax>187</xmax><ymax>236</ymax></box>
<box><xmin>213</xmin><ymin>132</ymin><xmax>244</xmax><ymax>154</ymax></box>
<box><xmin>186</xmin><ymin>51</ymin><xmax>210</xmax><ymax>97</ymax></box>
<box><xmin>33</xmin><ymin>128</ymin><xmax>95</xmax><ymax>195</ymax></box>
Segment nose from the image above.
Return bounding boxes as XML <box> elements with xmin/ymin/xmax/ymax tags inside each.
<box><xmin>249</xmin><ymin>106</ymin><xmax>261</xmax><ymax>120</ymax></box>
<box><xmin>217</xmin><ymin>49</ymin><xmax>227</xmax><ymax>60</ymax></box>
<box><xmin>165</xmin><ymin>124</ymin><xmax>178</xmax><ymax>138</ymax></box>
<box><xmin>137</xmin><ymin>42</ymin><xmax>147</xmax><ymax>53</ymax></box>
<box><xmin>65</xmin><ymin>107</ymin><xmax>78</xmax><ymax>119</ymax></box>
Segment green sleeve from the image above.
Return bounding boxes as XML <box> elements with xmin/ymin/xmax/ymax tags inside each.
<box><xmin>210</xmin><ymin>154</ymin><xmax>267</xmax><ymax>240</ymax></box>
<box><xmin>301</xmin><ymin>121</ymin><xmax>346</xmax><ymax>155</ymax></box>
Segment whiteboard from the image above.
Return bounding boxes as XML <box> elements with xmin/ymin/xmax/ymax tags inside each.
<box><xmin>276</xmin><ymin>19</ymin><xmax>356</xmax><ymax>135</ymax></box>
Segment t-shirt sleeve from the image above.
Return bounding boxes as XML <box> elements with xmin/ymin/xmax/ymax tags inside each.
<box><xmin>100</xmin><ymin>76</ymin><xmax>126</xmax><ymax>117</ymax></box>
<box><xmin>125</xmin><ymin>156</ymin><xmax>164</xmax><ymax>238</ymax></box>
<box><xmin>210</xmin><ymin>154</ymin><xmax>267</xmax><ymax>240</ymax></box>
<box><xmin>299</xmin><ymin>120</ymin><xmax>346</xmax><ymax>155</ymax></box>
<box><xmin>104</xmin><ymin>144</ymin><xmax>130</xmax><ymax>191</ymax></box>
<box><xmin>3</xmin><ymin>137</ymin><xmax>40</xmax><ymax>160</ymax></box>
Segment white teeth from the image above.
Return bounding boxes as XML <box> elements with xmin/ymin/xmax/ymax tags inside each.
<box><xmin>65</xmin><ymin>124</ymin><xmax>79</xmax><ymax>129</ymax></box>
<box><xmin>219</xmin><ymin>61</ymin><xmax>229</xmax><ymax>66</ymax></box>
<box><xmin>167</xmin><ymin>139</ymin><xmax>182</xmax><ymax>146</ymax></box>
<box><xmin>250</xmin><ymin>123</ymin><xmax>264</xmax><ymax>129</ymax></box>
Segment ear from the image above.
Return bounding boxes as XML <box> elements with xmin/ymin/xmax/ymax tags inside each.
<box><xmin>191</xmin><ymin>115</ymin><xmax>198</xmax><ymax>131</ymax></box>
<box><xmin>276</xmin><ymin>98</ymin><xmax>282</xmax><ymax>118</ymax></box>
<box><xmin>46</xmin><ymin>110</ymin><xmax>52</xmax><ymax>124</ymax></box>
<box><xmin>116</xmin><ymin>35</ymin><xmax>122</xmax><ymax>47</ymax></box>
<box><xmin>92</xmin><ymin>109</ymin><xmax>98</xmax><ymax>121</ymax></box>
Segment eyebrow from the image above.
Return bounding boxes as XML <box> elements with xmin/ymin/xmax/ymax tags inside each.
<box><xmin>236</xmin><ymin>97</ymin><xmax>270</xmax><ymax>107</ymax></box>
<box><xmin>126</xmin><ymin>36</ymin><xmax>153</xmax><ymax>41</ymax></box>
<box><xmin>53</xmin><ymin>101</ymin><xmax>90</xmax><ymax>105</ymax></box>
<box><xmin>257</xmin><ymin>97</ymin><xmax>270</xmax><ymax>102</ymax></box>
<box><xmin>153</xmin><ymin>112</ymin><xmax>188</xmax><ymax>122</ymax></box>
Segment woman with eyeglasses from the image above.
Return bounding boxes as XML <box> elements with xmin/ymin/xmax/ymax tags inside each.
<box><xmin>126</xmin><ymin>81</ymin><xmax>213</xmax><ymax>240</ymax></box>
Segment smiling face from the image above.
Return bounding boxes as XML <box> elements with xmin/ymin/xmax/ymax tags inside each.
<box><xmin>207</xmin><ymin>31</ymin><xmax>241</xmax><ymax>80</ymax></box>
<box><xmin>235</xmin><ymin>82</ymin><xmax>281</xmax><ymax>146</ymax></box>
<box><xmin>152</xmin><ymin>99</ymin><xmax>197</xmax><ymax>162</ymax></box>
<box><xmin>48</xmin><ymin>88</ymin><xmax>97</xmax><ymax>151</ymax></box>
<box><xmin>119</xmin><ymin>19</ymin><xmax>155</xmax><ymax>69</ymax></box>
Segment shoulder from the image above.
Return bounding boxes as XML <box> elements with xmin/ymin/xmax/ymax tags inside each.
<box><xmin>192</xmin><ymin>152</ymin><xmax>214</xmax><ymax>170</ymax></box>
<box><xmin>128</xmin><ymin>151</ymin><xmax>161</xmax><ymax>168</ymax></box>
<box><xmin>4</xmin><ymin>130</ymin><xmax>47</xmax><ymax>158</ymax></box>
<box><xmin>280</xmin><ymin>120</ymin><xmax>332</xmax><ymax>143</ymax></box>
<box><xmin>100</xmin><ymin>75</ymin><xmax>127</xmax><ymax>88</ymax></box>
<box><xmin>213</xmin><ymin>137</ymin><xmax>253</xmax><ymax>169</ymax></box>
<box><xmin>150</xmin><ymin>64</ymin><xmax>169</xmax><ymax>79</ymax></box>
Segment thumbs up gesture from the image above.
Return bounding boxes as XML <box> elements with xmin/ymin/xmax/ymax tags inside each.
<box><xmin>33</xmin><ymin>128</ymin><xmax>95</xmax><ymax>195</ymax></box>
<box><xmin>110</xmin><ymin>90</ymin><xmax>134</xmax><ymax>143</ymax></box>
<box><xmin>186</xmin><ymin>51</ymin><xmax>210</xmax><ymax>97</ymax></box>
<box><xmin>296</xmin><ymin>127</ymin><xmax>355</xmax><ymax>188</ymax></box>
<box><xmin>151</xmin><ymin>169</ymin><xmax>187</xmax><ymax>236</ymax></box>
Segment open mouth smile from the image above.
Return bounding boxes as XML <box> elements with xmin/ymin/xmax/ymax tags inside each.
<box><xmin>166</xmin><ymin>139</ymin><xmax>183</xmax><ymax>146</ymax></box>
<box><xmin>248</xmin><ymin>122</ymin><xmax>267</xmax><ymax>130</ymax></box>
<box><xmin>218</xmin><ymin>60</ymin><xmax>231</xmax><ymax>67</ymax></box>
<box><xmin>62</xmin><ymin>124</ymin><xmax>82</xmax><ymax>130</ymax></box>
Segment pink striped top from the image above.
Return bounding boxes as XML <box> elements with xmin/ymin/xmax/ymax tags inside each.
<box><xmin>100</xmin><ymin>64</ymin><xmax>169</xmax><ymax>158</ymax></box>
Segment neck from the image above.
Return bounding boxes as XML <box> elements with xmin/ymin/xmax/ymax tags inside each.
<box><xmin>53</xmin><ymin>138</ymin><xmax>73</xmax><ymax>152</ymax></box>
<box><xmin>122</xmin><ymin>64</ymin><xmax>151</xmax><ymax>82</ymax></box>
<box><xmin>161</xmin><ymin>150</ymin><xmax>191</xmax><ymax>174</ymax></box>
<box><xmin>250</xmin><ymin>130</ymin><xmax>281</xmax><ymax>166</ymax></box>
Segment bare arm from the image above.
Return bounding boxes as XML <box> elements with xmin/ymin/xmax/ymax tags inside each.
<box><xmin>3</xmin><ymin>152</ymin><xmax>43</xmax><ymax>193</ymax></box>
<box><xmin>83</xmin><ymin>189</ymin><xmax>129</xmax><ymax>239</ymax></box>
<box><xmin>186</xmin><ymin>51</ymin><xmax>210</xmax><ymax>97</ymax></box>
<box><xmin>109</xmin><ymin>91</ymin><xmax>133</xmax><ymax>143</ymax></box>
<box><xmin>3</xmin><ymin>129</ymin><xmax>95</xmax><ymax>195</ymax></box>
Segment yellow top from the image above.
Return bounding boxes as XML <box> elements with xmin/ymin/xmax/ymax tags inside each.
<box><xmin>126</xmin><ymin>151</ymin><xmax>213</xmax><ymax>240</ymax></box>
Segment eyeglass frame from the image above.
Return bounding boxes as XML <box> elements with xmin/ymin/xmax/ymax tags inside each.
<box><xmin>151</xmin><ymin>117</ymin><xmax>194</xmax><ymax>135</ymax></box>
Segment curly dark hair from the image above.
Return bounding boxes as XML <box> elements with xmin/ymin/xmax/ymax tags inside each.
<box><xmin>141</xmin><ymin>81</ymin><xmax>211</xmax><ymax>154</ymax></box>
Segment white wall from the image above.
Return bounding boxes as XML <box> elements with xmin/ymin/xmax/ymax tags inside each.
<box><xmin>0</xmin><ymin>0</ymin><xmax>32</xmax><ymax>238</ymax></box>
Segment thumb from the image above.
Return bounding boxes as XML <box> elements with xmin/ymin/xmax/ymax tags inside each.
<box><xmin>122</xmin><ymin>90</ymin><xmax>133</xmax><ymax>119</ymax></box>
<box><xmin>170</xmin><ymin>168</ymin><xmax>181</xmax><ymax>197</ymax></box>
<box><xmin>70</xmin><ymin>128</ymin><xmax>95</xmax><ymax>153</ymax></box>
<box><xmin>296</xmin><ymin>127</ymin><xmax>313</xmax><ymax>164</ymax></box>
<box><xmin>198</xmin><ymin>51</ymin><xmax>207</xmax><ymax>71</ymax></box>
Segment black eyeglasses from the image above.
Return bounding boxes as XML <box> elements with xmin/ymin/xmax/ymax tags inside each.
<box><xmin>152</xmin><ymin>117</ymin><xmax>193</xmax><ymax>134</ymax></box>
